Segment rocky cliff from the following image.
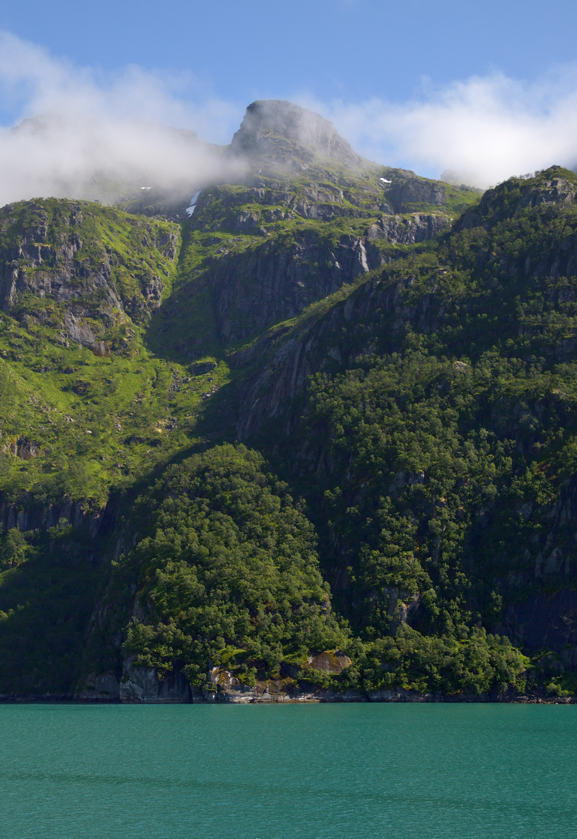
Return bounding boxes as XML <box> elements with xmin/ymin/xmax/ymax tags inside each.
<box><xmin>0</xmin><ymin>199</ymin><xmax>179</xmax><ymax>353</ymax></box>
<box><xmin>229</xmin><ymin>100</ymin><xmax>363</xmax><ymax>172</ymax></box>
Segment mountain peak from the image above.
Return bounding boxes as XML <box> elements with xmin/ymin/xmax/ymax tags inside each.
<box><xmin>230</xmin><ymin>100</ymin><xmax>362</xmax><ymax>170</ymax></box>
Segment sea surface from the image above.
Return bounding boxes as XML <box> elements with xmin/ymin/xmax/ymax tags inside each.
<box><xmin>0</xmin><ymin>702</ymin><xmax>576</xmax><ymax>838</ymax></box>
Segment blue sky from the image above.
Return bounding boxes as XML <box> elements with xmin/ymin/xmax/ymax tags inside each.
<box><xmin>2</xmin><ymin>0</ymin><xmax>576</xmax><ymax>107</ymax></box>
<box><xmin>0</xmin><ymin>0</ymin><xmax>577</xmax><ymax>191</ymax></box>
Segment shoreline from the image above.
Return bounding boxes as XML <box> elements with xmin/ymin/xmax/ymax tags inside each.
<box><xmin>1</xmin><ymin>687</ymin><xmax>576</xmax><ymax>705</ymax></box>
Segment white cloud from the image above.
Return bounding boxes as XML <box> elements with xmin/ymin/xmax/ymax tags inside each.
<box><xmin>300</xmin><ymin>68</ymin><xmax>577</xmax><ymax>186</ymax></box>
<box><xmin>0</xmin><ymin>31</ymin><xmax>244</xmax><ymax>206</ymax></box>
<box><xmin>2</xmin><ymin>30</ymin><xmax>577</xmax><ymax>203</ymax></box>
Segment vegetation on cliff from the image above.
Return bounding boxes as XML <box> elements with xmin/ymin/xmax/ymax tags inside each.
<box><xmin>0</xmin><ymin>102</ymin><xmax>575</xmax><ymax>699</ymax></box>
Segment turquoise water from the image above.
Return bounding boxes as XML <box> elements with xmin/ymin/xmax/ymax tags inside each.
<box><xmin>0</xmin><ymin>703</ymin><xmax>576</xmax><ymax>838</ymax></box>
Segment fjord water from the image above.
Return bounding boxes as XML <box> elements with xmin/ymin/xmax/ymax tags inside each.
<box><xmin>1</xmin><ymin>704</ymin><xmax>576</xmax><ymax>838</ymax></box>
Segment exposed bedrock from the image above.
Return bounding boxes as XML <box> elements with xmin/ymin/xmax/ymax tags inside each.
<box><xmin>229</xmin><ymin>100</ymin><xmax>363</xmax><ymax>170</ymax></box>
<box><xmin>210</xmin><ymin>231</ymin><xmax>383</xmax><ymax>343</ymax></box>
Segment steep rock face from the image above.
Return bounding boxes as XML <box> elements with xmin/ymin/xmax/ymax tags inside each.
<box><xmin>0</xmin><ymin>497</ymin><xmax>109</xmax><ymax>540</ymax></box>
<box><xmin>386</xmin><ymin>178</ymin><xmax>446</xmax><ymax>212</ymax></box>
<box><xmin>531</xmin><ymin>474</ymin><xmax>577</xmax><ymax>582</ymax></box>
<box><xmin>235</xmin><ymin>272</ymin><xmax>443</xmax><ymax>439</ymax></box>
<box><xmin>79</xmin><ymin>663</ymin><xmax>192</xmax><ymax>704</ymax></box>
<box><xmin>188</xmin><ymin>181</ymin><xmax>451</xmax><ymax>345</ymax></box>
<box><xmin>210</xmin><ymin>231</ymin><xmax>384</xmax><ymax>343</ymax></box>
<box><xmin>0</xmin><ymin>199</ymin><xmax>179</xmax><ymax>351</ymax></box>
<box><xmin>119</xmin><ymin>659</ymin><xmax>193</xmax><ymax>703</ymax></box>
<box><xmin>494</xmin><ymin>590</ymin><xmax>577</xmax><ymax>665</ymax></box>
<box><xmin>491</xmin><ymin>472</ymin><xmax>577</xmax><ymax>660</ymax></box>
<box><xmin>367</xmin><ymin>213</ymin><xmax>450</xmax><ymax>244</ymax></box>
<box><xmin>230</xmin><ymin>100</ymin><xmax>363</xmax><ymax>170</ymax></box>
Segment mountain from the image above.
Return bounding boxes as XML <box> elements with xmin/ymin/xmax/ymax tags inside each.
<box><xmin>0</xmin><ymin>102</ymin><xmax>573</xmax><ymax>703</ymax></box>
<box><xmin>228</xmin><ymin>99</ymin><xmax>363</xmax><ymax>171</ymax></box>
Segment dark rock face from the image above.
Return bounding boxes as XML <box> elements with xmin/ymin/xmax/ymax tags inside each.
<box><xmin>210</xmin><ymin>230</ymin><xmax>383</xmax><ymax>343</ymax></box>
<box><xmin>530</xmin><ymin>474</ymin><xmax>577</xmax><ymax>582</ymax></box>
<box><xmin>230</xmin><ymin>100</ymin><xmax>363</xmax><ymax>170</ymax></box>
<box><xmin>494</xmin><ymin>589</ymin><xmax>577</xmax><ymax>661</ymax></box>
<box><xmin>0</xmin><ymin>497</ymin><xmax>109</xmax><ymax>538</ymax></box>
<box><xmin>386</xmin><ymin>179</ymin><xmax>446</xmax><ymax>212</ymax></box>
<box><xmin>119</xmin><ymin>659</ymin><xmax>193</xmax><ymax>703</ymax></box>
<box><xmin>235</xmin><ymin>272</ymin><xmax>444</xmax><ymax>439</ymax></box>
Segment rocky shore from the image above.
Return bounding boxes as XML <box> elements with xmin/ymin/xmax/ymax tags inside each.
<box><xmin>1</xmin><ymin>685</ymin><xmax>575</xmax><ymax>704</ymax></box>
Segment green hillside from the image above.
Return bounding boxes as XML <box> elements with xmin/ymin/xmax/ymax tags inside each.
<box><xmin>1</xmin><ymin>102</ymin><xmax>575</xmax><ymax>702</ymax></box>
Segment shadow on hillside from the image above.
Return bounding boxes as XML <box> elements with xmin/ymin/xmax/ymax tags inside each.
<box><xmin>0</xmin><ymin>551</ymin><xmax>98</xmax><ymax>694</ymax></box>
<box><xmin>144</xmin><ymin>272</ymin><xmax>223</xmax><ymax>366</ymax></box>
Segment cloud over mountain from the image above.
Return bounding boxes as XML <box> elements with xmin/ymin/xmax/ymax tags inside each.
<box><xmin>2</xmin><ymin>30</ymin><xmax>577</xmax><ymax>201</ymax></box>
<box><xmin>310</xmin><ymin>67</ymin><xmax>577</xmax><ymax>186</ymax></box>
<box><xmin>0</xmin><ymin>32</ymin><xmax>243</xmax><ymax>205</ymax></box>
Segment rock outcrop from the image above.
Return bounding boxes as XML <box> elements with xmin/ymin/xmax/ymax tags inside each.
<box><xmin>230</xmin><ymin>100</ymin><xmax>363</xmax><ymax>171</ymax></box>
<box><xmin>0</xmin><ymin>200</ymin><xmax>179</xmax><ymax>351</ymax></box>
<box><xmin>86</xmin><ymin>651</ymin><xmax>356</xmax><ymax>704</ymax></box>
<box><xmin>386</xmin><ymin>178</ymin><xmax>446</xmax><ymax>212</ymax></box>
<box><xmin>118</xmin><ymin>659</ymin><xmax>193</xmax><ymax>703</ymax></box>
<box><xmin>0</xmin><ymin>497</ymin><xmax>109</xmax><ymax>539</ymax></box>
<box><xmin>456</xmin><ymin>166</ymin><xmax>577</xmax><ymax>231</ymax></box>
<box><xmin>367</xmin><ymin>213</ymin><xmax>449</xmax><ymax>245</ymax></box>
<box><xmin>76</xmin><ymin>671</ymin><xmax>121</xmax><ymax>701</ymax></box>
<box><xmin>235</xmin><ymin>271</ymin><xmax>444</xmax><ymax>439</ymax></box>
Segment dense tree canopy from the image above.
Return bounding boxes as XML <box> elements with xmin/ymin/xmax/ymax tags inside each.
<box><xmin>122</xmin><ymin>445</ymin><xmax>348</xmax><ymax>683</ymax></box>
